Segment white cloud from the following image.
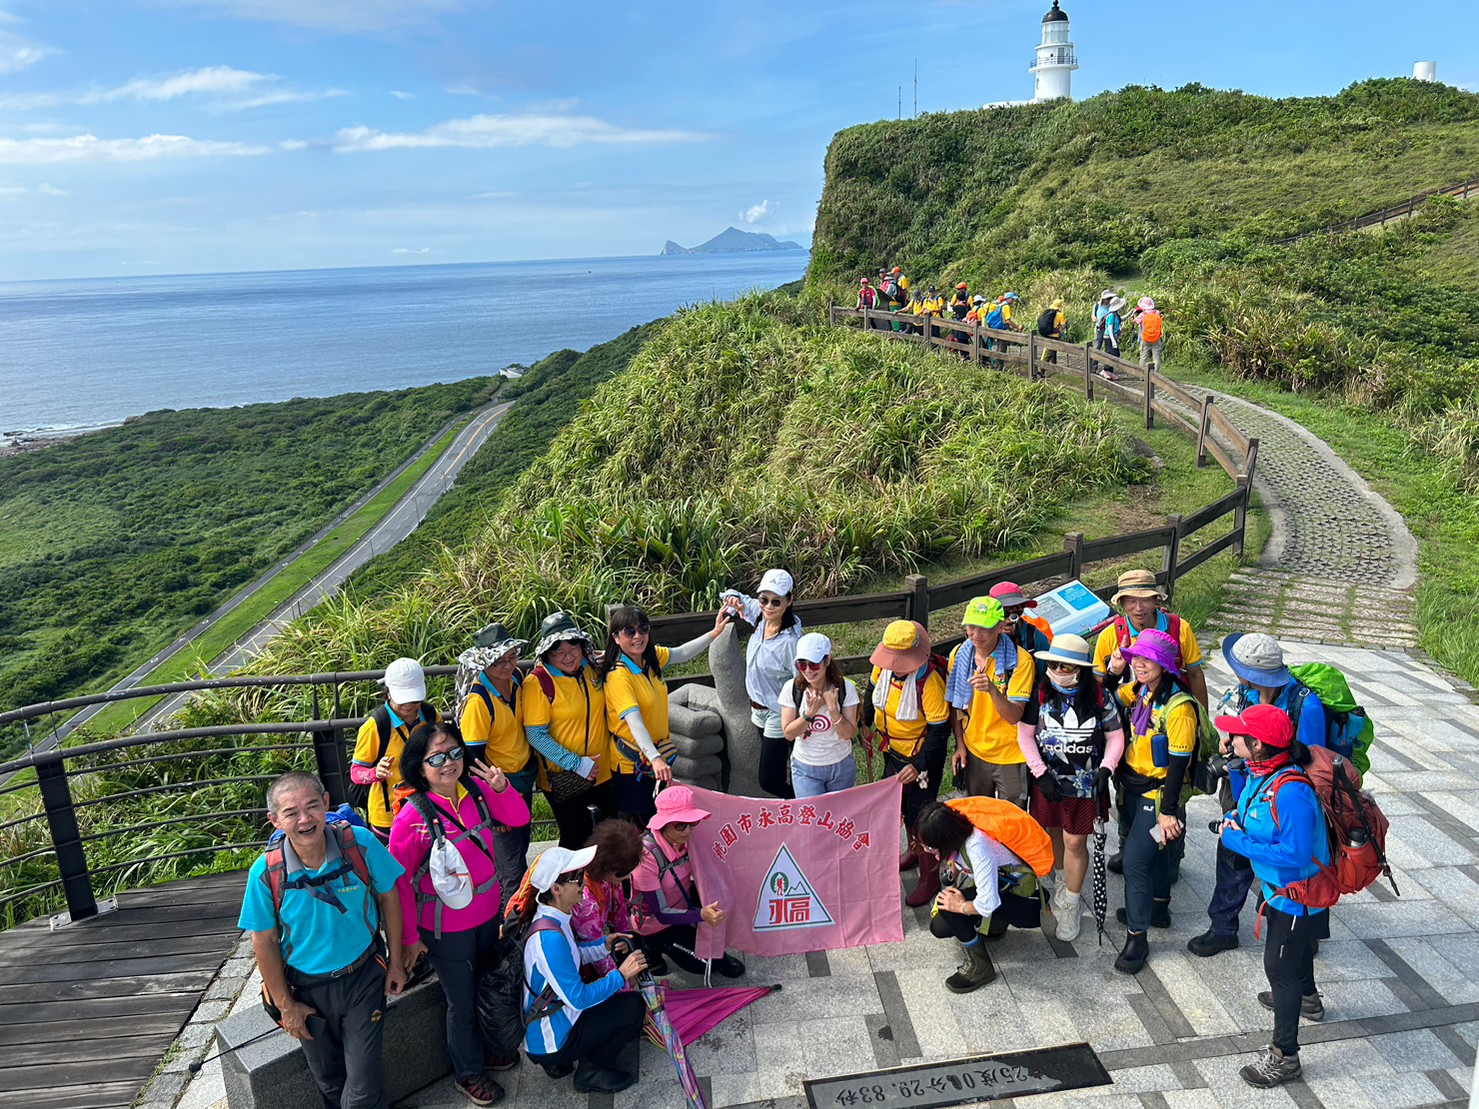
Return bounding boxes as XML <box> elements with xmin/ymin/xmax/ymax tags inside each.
<box><xmin>0</xmin><ymin>66</ymin><xmax>341</xmax><ymax>111</ymax></box>
<box><xmin>0</xmin><ymin>133</ymin><xmax>269</xmax><ymax>164</ymax></box>
<box><xmin>161</xmin><ymin>0</ymin><xmax>465</xmax><ymax>33</ymax></box>
<box><xmin>0</xmin><ymin>10</ymin><xmax>56</xmax><ymax>75</ymax></box>
<box><xmin>743</xmin><ymin>199</ymin><xmax>775</xmax><ymax>224</ymax></box>
<box><xmin>391</xmin><ymin>246</ymin><xmax>432</xmax><ymax>254</ymax></box>
<box><xmin>389</xmin><ymin>90</ymin><xmax>414</xmax><ymax>100</ymax></box>
<box><xmin>332</xmin><ymin>113</ymin><xmax>709</xmax><ymax>153</ymax></box>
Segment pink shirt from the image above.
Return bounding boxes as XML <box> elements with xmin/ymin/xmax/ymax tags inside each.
<box><xmin>631</xmin><ymin>831</ymin><xmax>696</xmax><ymax>936</ymax></box>
<box><xmin>389</xmin><ymin>780</ymin><xmax>530</xmax><ymax>945</ymax></box>
<box><xmin>571</xmin><ymin>878</ymin><xmax>635</xmax><ymax>974</ymax></box>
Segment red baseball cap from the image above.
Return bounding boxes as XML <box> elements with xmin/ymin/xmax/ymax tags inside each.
<box><xmin>989</xmin><ymin>581</ymin><xmax>1036</xmax><ymax>609</ymax></box>
<box><xmin>1214</xmin><ymin>703</ymin><xmax>1294</xmax><ymax>749</ymax></box>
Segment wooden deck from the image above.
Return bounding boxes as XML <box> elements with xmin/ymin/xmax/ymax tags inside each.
<box><xmin>0</xmin><ymin>871</ymin><xmax>247</xmax><ymax>1109</ymax></box>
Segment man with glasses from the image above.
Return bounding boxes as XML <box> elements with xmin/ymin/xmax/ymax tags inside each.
<box><xmin>990</xmin><ymin>581</ymin><xmax>1053</xmax><ymax>690</ymax></box>
<box><xmin>239</xmin><ymin>771</ymin><xmax>407</xmax><ymax>1109</ymax></box>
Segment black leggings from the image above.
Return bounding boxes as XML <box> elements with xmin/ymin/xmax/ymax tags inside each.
<box><xmin>1264</xmin><ymin>905</ymin><xmax>1328</xmax><ymax>1055</ymax></box>
<box><xmin>758</xmin><ymin>730</ymin><xmax>794</xmax><ymax>799</ymax></box>
<box><xmin>527</xmin><ymin>991</ymin><xmax>646</xmax><ymax>1077</ymax></box>
<box><xmin>546</xmin><ymin>781</ymin><xmax>615</xmax><ymax>850</ymax></box>
<box><xmin>640</xmin><ymin>923</ymin><xmax>708</xmax><ymax>975</ymax></box>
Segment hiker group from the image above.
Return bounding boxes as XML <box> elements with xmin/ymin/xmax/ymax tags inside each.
<box><xmin>239</xmin><ymin>569</ymin><xmax>1391</xmax><ymax>1105</ymax></box>
<box><xmin>855</xmin><ymin>267</ymin><xmax>1166</xmax><ymax>379</ymax></box>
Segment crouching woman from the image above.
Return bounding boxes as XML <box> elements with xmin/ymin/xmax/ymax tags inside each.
<box><xmin>518</xmin><ymin>846</ymin><xmax>650</xmax><ymax>1096</ymax></box>
<box><xmin>915</xmin><ymin>799</ymin><xmax>1050</xmax><ymax>994</ymax></box>
<box><xmin>1216</xmin><ymin>704</ymin><xmax>1330</xmax><ymax>1090</ymax></box>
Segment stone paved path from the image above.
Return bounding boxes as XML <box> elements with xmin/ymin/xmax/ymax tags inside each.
<box><xmin>1192</xmin><ymin>390</ymin><xmax>1420</xmax><ymax>647</ymax></box>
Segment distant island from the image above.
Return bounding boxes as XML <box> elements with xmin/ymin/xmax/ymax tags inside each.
<box><xmin>660</xmin><ymin>227</ymin><xmax>804</xmax><ymax>255</ymax></box>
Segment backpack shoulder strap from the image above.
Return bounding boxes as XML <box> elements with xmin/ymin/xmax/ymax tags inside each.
<box><xmin>1164</xmin><ymin>611</ymin><xmax>1181</xmax><ymax>644</ymax></box>
<box><xmin>1265</xmin><ymin>767</ymin><xmax>1317</xmax><ymax>828</ymax></box>
<box><xmin>370</xmin><ymin>704</ymin><xmax>393</xmax><ymax>763</ymax></box>
<box><xmin>263</xmin><ymin>844</ymin><xmax>287</xmax><ymax>919</ymax></box>
<box><xmin>532</xmin><ymin>664</ymin><xmax>557</xmax><ymax>703</ymax></box>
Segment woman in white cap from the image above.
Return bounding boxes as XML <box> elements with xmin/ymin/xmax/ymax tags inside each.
<box><xmin>1093</xmin><ymin>291</ymin><xmax>1125</xmax><ymax>368</ymax></box>
<box><xmin>598</xmin><ymin>603</ymin><xmax>732</xmax><ymax>823</ymax></box>
<box><xmin>720</xmin><ymin>568</ymin><xmax>802</xmax><ymax>799</ymax></box>
<box><xmin>1016</xmin><ymin>634</ymin><xmax>1125</xmax><ymax>942</ymax></box>
<box><xmin>780</xmin><ymin>632</ymin><xmax>861</xmax><ymax>797</ymax></box>
<box><xmin>456</xmin><ymin>623</ymin><xmax>533</xmax><ymax>903</ymax></box>
<box><xmin>390</xmin><ymin>721</ymin><xmax>530</xmax><ymax>1103</ymax></box>
<box><xmin>524</xmin><ymin>612</ymin><xmax>614</xmax><ymax>849</ymax></box>
<box><xmin>514</xmin><ymin>845</ymin><xmax>649</xmax><ymax>1095</ymax></box>
<box><xmin>350</xmin><ymin>657</ymin><xmax>440</xmax><ymax>842</ymax></box>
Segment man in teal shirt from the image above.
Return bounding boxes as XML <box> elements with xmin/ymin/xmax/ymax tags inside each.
<box><xmin>239</xmin><ymin>772</ymin><xmax>407</xmax><ymax>1109</ymax></box>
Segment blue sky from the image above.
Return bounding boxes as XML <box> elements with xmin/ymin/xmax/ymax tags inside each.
<box><xmin>0</xmin><ymin>0</ymin><xmax>1472</xmax><ymax>280</ymax></box>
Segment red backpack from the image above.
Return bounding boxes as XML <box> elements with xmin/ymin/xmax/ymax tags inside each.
<box><xmin>1265</xmin><ymin>747</ymin><xmax>1395</xmax><ymax>910</ymax></box>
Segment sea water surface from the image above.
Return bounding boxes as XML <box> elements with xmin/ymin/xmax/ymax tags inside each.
<box><xmin>0</xmin><ymin>251</ymin><xmax>810</xmax><ymax>440</ymax></box>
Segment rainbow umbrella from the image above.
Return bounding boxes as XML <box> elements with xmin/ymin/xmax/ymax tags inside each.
<box><xmin>637</xmin><ymin>973</ymin><xmax>708</xmax><ymax>1109</ymax></box>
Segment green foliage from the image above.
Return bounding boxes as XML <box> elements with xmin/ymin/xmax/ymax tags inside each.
<box><xmin>0</xmin><ymin>380</ymin><xmax>498</xmax><ymax>725</ymax></box>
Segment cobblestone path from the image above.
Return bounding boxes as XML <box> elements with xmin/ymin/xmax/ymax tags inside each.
<box><xmin>1189</xmin><ymin>390</ymin><xmax>1420</xmax><ymax>648</ymax></box>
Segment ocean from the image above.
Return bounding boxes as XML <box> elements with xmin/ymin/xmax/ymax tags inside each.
<box><xmin>0</xmin><ymin>250</ymin><xmax>810</xmax><ymax>442</ymax></box>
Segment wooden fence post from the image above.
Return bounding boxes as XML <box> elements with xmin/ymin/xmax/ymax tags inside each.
<box><xmin>1143</xmin><ymin>368</ymin><xmax>1155</xmax><ymax>429</ymax></box>
<box><xmin>1084</xmin><ymin>342</ymin><xmax>1095</xmax><ymax>399</ymax></box>
<box><xmin>830</xmin><ymin>306</ymin><xmax>839</xmax><ymax>326</ymax></box>
<box><xmin>1163</xmin><ymin>515</ymin><xmax>1183</xmax><ymax>604</ymax></box>
<box><xmin>1064</xmin><ymin>532</ymin><xmax>1085</xmax><ymax>583</ymax></box>
<box><xmin>904</xmin><ymin>574</ymin><xmax>929</xmax><ymax>627</ymax></box>
<box><xmin>862</xmin><ymin>307</ymin><xmax>871</xmax><ymax>332</ymax></box>
<box><xmin>1244</xmin><ymin>436</ymin><xmax>1261</xmax><ymax>483</ymax></box>
<box><xmin>1026</xmin><ymin>332</ymin><xmax>1036</xmax><ymax>380</ymax></box>
<box><xmin>1196</xmin><ymin>395</ymin><xmax>1212</xmax><ymax>467</ymax></box>
<box><xmin>1233</xmin><ymin>474</ymin><xmax>1250</xmax><ymax>558</ymax></box>
<box><xmin>972</xmin><ymin>323</ymin><xmax>982</xmax><ymax>365</ymax></box>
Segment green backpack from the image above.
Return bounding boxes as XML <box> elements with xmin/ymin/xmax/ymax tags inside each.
<box><xmin>1164</xmin><ymin>690</ymin><xmax>1221</xmax><ymax>797</ymax></box>
<box><xmin>1287</xmin><ymin>662</ymin><xmax>1374</xmax><ymax>775</ymax></box>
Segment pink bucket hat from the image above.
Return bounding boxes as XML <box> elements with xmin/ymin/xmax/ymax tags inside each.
<box><xmin>1137</xmin><ymin>296</ymin><xmax>1157</xmax><ymax>312</ymax></box>
<box><xmin>1120</xmin><ymin>627</ymin><xmax>1181</xmax><ymax>677</ymax></box>
<box><xmin>649</xmin><ymin>785</ymin><xmax>712</xmax><ymax>832</ymax></box>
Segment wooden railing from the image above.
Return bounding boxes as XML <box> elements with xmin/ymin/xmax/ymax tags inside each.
<box><xmin>1276</xmin><ymin>175</ymin><xmax>1479</xmax><ymax>244</ymax></box>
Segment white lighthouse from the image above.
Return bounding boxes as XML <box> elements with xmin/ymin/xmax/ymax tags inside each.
<box><xmin>1031</xmin><ymin>1</ymin><xmax>1078</xmax><ymax>102</ymax></box>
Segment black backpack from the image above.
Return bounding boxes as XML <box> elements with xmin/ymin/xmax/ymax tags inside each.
<box><xmin>1037</xmin><ymin>307</ymin><xmax>1059</xmax><ymax>338</ymax></box>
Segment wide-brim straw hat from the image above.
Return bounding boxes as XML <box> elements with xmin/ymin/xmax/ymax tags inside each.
<box><xmin>1112</xmin><ymin>569</ymin><xmax>1165</xmax><ymax>606</ymax></box>
<box><xmin>1034</xmin><ymin>633</ymin><xmax>1093</xmax><ymax>669</ymax></box>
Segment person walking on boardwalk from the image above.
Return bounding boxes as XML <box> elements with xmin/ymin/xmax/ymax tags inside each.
<box><xmin>721</xmin><ymin>569</ymin><xmax>803</xmax><ymax>799</ymax></box>
<box><xmin>599</xmin><ymin>603</ymin><xmax>729</xmax><ymax>824</ymax></box>
<box><xmin>524</xmin><ymin>612</ymin><xmax>616</xmax><ymax>849</ymax></box>
<box><xmin>1134</xmin><ymin>296</ymin><xmax>1165</xmax><ymax>374</ymax></box>
<box><xmin>1017</xmin><ymin>634</ymin><xmax>1125</xmax><ymax>942</ymax></box>
<box><xmin>1215</xmin><ymin>705</ymin><xmax>1330</xmax><ymax>1089</ymax></box>
<box><xmin>1110</xmin><ymin>629</ymin><xmax>1199</xmax><ymax>974</ymax></box>
<box><xmin>947</xmin><ymin>597</ymin><xmax>1034</xmax><ymax>809</ymax></box>
<box><xmin>456</xmin><ymin>623</ymin><xmax>534</xmax><ymax>904</ymax></box>
<box><xmin>390</xmin><ymin>722</ymin><xmax>530</xmax><ymax>1104</ymax></box>
<box><xmin>1036</xmin><ymin>299</ymin><xmax>1066</xmax><ymax>367</ymax></box>
<box><xmin>949</xmin><ymin>282</ymin><xmax>972</xmax><ymax>320</ymax></box>
<box><xmin>1188</xmin><ymin>633</ymin><xmax>1327</xmax><ymax>958</ymax></box>
<box><xmin>869</xmin><ymin>619</ymin><xmax>952</xmax><ymax>908</ymax></box>
<box><xmin>1093</xmin><ymin>291</ymin><xmax>1125</xmax><ymax>372</ymax></box>
<box><xmin>239</xmin><ymin>771</ymin><xmax>408</xmax><ymax>1109</ymax></box>
<box><xmin>350</xmin><ymin>658</ymin><xmax>440</xmax><ymax>843</ymax></box>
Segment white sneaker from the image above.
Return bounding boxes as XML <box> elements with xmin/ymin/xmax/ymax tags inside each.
<box><xmin>1054</xmin><ymin>890</ymin><xmax>1082</xmax><ymax>942</ymax></box>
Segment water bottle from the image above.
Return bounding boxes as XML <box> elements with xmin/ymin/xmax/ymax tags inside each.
<box><xmin>1346</xmin><ymin>827</ymin><xmax>1369</xmax><ymax>848</ymax></box>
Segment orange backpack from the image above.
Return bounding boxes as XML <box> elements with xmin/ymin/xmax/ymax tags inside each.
<box><xmin>1140</xmin><ymin>310</ymin><xmax>1163</xmax><ymax>344</ymax></box>
<box><xmin>946</xmin><ymin>796</ymin><xmax>1055</xmax><ymax>877</ymax></box>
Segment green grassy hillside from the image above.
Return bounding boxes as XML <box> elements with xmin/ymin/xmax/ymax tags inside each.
<box><xmin>0</xmin><ymin>379</ymin><xmax>498</xmax><ymax>719</ymax></box>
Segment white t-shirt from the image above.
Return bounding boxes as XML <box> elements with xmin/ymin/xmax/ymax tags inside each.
<box><xmin>780</xmin><ymin>678</ymin><xmax>860</xmax><ymax>767</ymax></box>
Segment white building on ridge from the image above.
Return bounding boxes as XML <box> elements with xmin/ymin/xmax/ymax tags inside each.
<box><xmin>1031</xmin><ymin>2</ymin><xmax>1078</xmax><ymax>102</ymax></box>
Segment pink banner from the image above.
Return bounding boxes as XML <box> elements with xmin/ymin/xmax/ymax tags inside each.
<box><xmin>687</xmin><ymin>779</ymin><xmax>904</xmax><ymax>959</ymax></box>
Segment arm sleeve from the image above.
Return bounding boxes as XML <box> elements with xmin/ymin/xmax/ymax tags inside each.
<box><xmin>666</xmin><ymin>635</ymin><xmax>713</xmax><ymax>667</ymax></box>
<box><xmin>350</xmin><ymin>718</ymin><xmax>381</xmax><ymax>776</ymax></box>
<box><xmin>349</xmin><ymin>761</ymin><xmax>379</xmax><ymax>786</ymax></box>
<box><xmin>525</xmin><ymin>724</ymin><xmax>580</xmax><ymax>772</ymax></box>
<box><xmin>621</xmin><ymin>707</ymin><xmax>663</xmax><ymax>762</ymax></box>
<box><xmin>964</xmin><ymin>835</ymin><xmax>1002</xmax><ymax>918</ymax></box>
<box><xmin>640</xmin><ymin>888</ymin><xmax>703</xmax><ymax>928</ymax></box>
<box><xmin>534</xmin><ymin>928</ymin><xmax>625</xmax><ymax>1011</ymax></box>
<box><xmin>1102</xmin><ymin>727</ymin><xmax>1126</xmax><ymax>772</ymax></box>
<box><xmin>386</xmin><ymin>813</ymin><xmax>429</xmax><ymax>946</ymax></box>
<box><xmin>1160</xmin><ymin>754</ymin><xmax>1192</xmax><ymax>819</ymax></box>
<box><xmin>1016</xmin><ymin>722</ymin><xmax>1048</xmax><ymax>777</ymax></box>
<box><xmin>1159</xmin><ymin>704</ymin><xmax>1199</xmax><ymax>817</ymax></box>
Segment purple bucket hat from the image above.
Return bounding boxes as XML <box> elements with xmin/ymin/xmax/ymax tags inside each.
<box><xmin>1120</xmin><ymin>627</ymin><xmax>1182</xmax><ymax>677</ymax></box>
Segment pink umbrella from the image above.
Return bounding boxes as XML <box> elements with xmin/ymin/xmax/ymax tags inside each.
<box><xmin>639</xmin><ymin>980</ymin><xmax>778</xmax><ymax>1107</ymax></box>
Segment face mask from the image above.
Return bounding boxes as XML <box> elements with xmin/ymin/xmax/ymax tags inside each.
<box><xmin>1049</xmin><ymin>676</ymin><xmax>1080</xmax><ymax>696</ymax></box>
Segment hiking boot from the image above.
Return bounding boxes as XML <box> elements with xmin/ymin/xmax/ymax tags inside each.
<box><xmin>574</xmin><ymin>1067</ymin><xmax>637</xmax><ymax>1094</ymax></box>
<box><xmin>541</xmin><ymin>1062</ymin><xmax>575</xmax><ymax>1080</ymax></box>
<box><xmin>1187</xmin><ymin>928</ymin><xmax>1240</xmax><ymax>958</ymax></box>
<box><xmin>900</xmin><ymin>824</ymin><xmax>920</xmax><ymax>871</ymax></box>
<box><xmin>1053</xmin><ymin>889</ymin><xmax>1082</xmax><ymax>943</ymax></box>
<box><xmin>1107</xmin><ymin>850</ymin><xmax>1124</xmax><ymax>875</ymax></box>
<box><xmin>1114</xmin><ymin>931</ymin><xmax>1149</xmax><ymax>975</ymax></box>
<box><xmin>715</xmin><ymin>953</ymin><xmax>746</xmax><ymax>978</ymax></box>
<box><xmin>456</xmin><ymin>1074</ymin><xmax>505</xmax><ymax>1106</ymax></box>
<box><xmin>945</xmin><ymin>940</ymin><xmax>997</xmax><ymax>993</ymax></box>
<box><xmin>1239</xmin><ymin>1045</ymin><xmax>1301</xmax><ymax>1088</ymax></box>
<box><xmin>1116</xmin><ymin>903</ymin><xmax>1171</xmax><ymax>929</ymax></box>
<box><xmin>906</xmin><ymin>850</ymin><xmax>942</xmax><ymax>908</ymax></box>
<box><xmin>1258</xmin><ymin>990</ymin><xmax>1325</xmax><ymax>1022</ymax></box>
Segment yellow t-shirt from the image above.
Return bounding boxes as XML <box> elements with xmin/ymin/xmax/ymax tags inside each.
<box><xmin>606</xmin><ymin>646</ymin><xmax>676</xmax><ymax>775</ymax></box>
<box><xmin>922</xmin><ymin>295</ymin><xmax>946</xmax><ymax>318</ymax></box>
<box><xmin>950</xmin><ymin>641</ymin><xmax>1035</xmax><ymax>763</ymax></box>
<box><xmin>523</xmin><ymin>664</ymin><xmax>611</xmax><ymax>788</ymax></box>
<box><xmin>459</xmin><ymin>674</ymin><xmax>531</xmax><ymax>776</ymax></box>
<box><xmin>352</xmin><ymin>704</ymin><xmax>441</xmax><ymax>831</ymax></box>
<box><xmin>870</xmin><ymin>665</ymin><xmax>949</xmax><ymax>753</ymax></box>
<box><xmin>1116</xmin><ymin>683</ymin><xmax>1198</xmax><ymax>785</ymax></box>
<box><xmin>1092</xmin><ymin>613</ymin><xmax>1203</xmax><ymax>681</ymax></box>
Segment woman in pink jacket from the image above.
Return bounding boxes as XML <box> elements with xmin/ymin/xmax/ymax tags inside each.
<box><xmin>390</xmin><ymin>721</ymin><xmax>530</xmax><ymax>1106</ymax></box>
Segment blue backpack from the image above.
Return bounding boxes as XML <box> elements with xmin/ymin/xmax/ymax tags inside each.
<box><xmin>984</xmin><ymin>304</ymin><xmax>1007</xmax><ymax>329</ymax></box>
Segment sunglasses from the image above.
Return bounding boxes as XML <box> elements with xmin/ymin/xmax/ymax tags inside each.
<box><xmin>1047</xmin><ymin>662</ymin><xmax>1081</xmax><ymax>673</ymax></box>
<box><xmin>1004</xmin><ymin>605</ymin><xmax>1027</xmax><ymax>617</ymax></box>
<box><xmin>796</xmin><ymin>659</ymin><xmax>825</xmax><ymax>672</ymax></box>
<box><xmin>424</xmin><ymin>747</ymin><xmax>465</xmax><ymax>768</ymax></box>
<box><xmin>617</xmin><ymin>622</ymin><xmax>651</xmax><ymax>638</ymax></box>
<box><xmin>758</xmin><ymin>595</ymin><xmax>787</xmax><ymax>608</ymax></box>
<box><xmin>667</xmin><ymin>821</ymin><xmax>695</xmax><ymax>832</ymax></box>
<box><xmin>556</xmin><ymin>870</ymin><xmax>585</xmax><ymax>886</ymax></box>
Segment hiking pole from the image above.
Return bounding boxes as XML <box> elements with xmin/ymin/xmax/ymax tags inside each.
<box><xmin>188</xmin><ymin>1027</ymin><xmax>281</xmax><ymax>1072</ymax></box>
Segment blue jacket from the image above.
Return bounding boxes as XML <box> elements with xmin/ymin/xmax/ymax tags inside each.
<box><xmin>1224</xmin><ymin>681</ymin><xmax>1326</xmax><ymax>800</ymax></box>
<box><xmin>1221</xmin><ymin>766</ymin><xmax>1330</xmax><ymax>917</ymax></box>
